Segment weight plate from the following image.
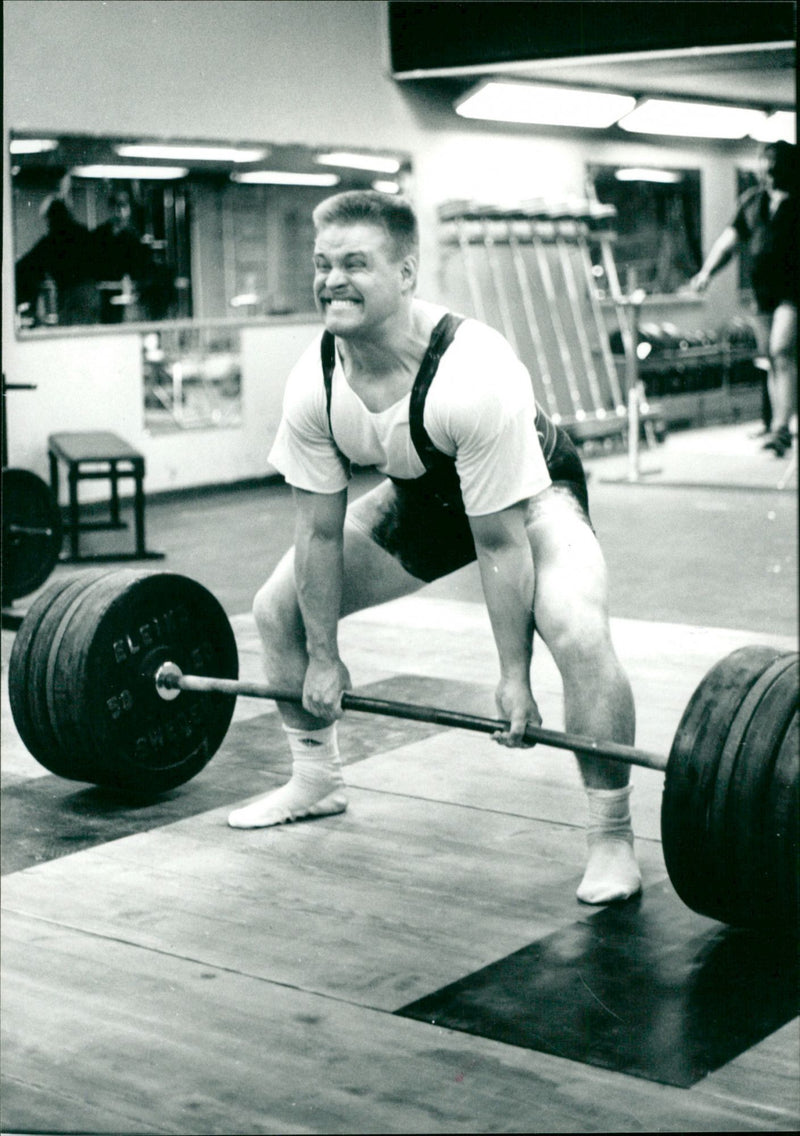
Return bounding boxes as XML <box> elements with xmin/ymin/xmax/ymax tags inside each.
<box><xmin>51</xmin><ymin>572</ymin><xmax>238</xmax><ymax>794</ymax></box>
<box><xmin>764</xmin><ymin>712</ymin><xmax>799</xmax><ymax>930</ymax></box>
<box><xmin>707</xmin><ymin>653</ymin><xmax>798</xmax><ymax>928</ymax></box>
<box><xmin>8</xmin><ymin>575</ymin><xmax>78</xmax><ymax>769</ymax></box>
<box><xmin>661</xmin><ymin>645</ymin><xmax>785</xmax><ymax>926</ymax></box>
<box><xmin>16</xmin><ymin>572</ymin><xmax>115</xmax><ymax>778</ymax></box>
<box><xmin>2</xmin><ymin>468</ymin><xmax>63</xmax><ymax>603</ymax></box>
<box><xmin>46</xmin><ymin>570</ymin><xmax>143</xmax><ymax>782</ymax></box>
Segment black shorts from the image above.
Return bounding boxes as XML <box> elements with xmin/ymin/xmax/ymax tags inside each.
<box><xmin>346</xmin><ymin>426</ymin><xmax>590</xmax><ymax>583</ymax></box>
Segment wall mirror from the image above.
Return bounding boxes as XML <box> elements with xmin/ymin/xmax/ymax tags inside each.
<box><xmin>586</xmin><ymin>163</ymin><xmax>702</xmax><ymax>296</ymax></box>
<box><xmin>10</xmin><ymin>131</ymin><xmax>413</xmax><ymax>332</ymax></box>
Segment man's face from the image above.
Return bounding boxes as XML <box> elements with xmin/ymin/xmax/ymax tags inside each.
<box><xmin>312</xmin><ymin>222</ymin><xmax>413</xmax><ymax>337</ymax></box>
<box><xmin>760</xmin><ymin>149</ymin><xmax>778</xmax><ymax>189</ymax></box>
<box><xmin>112</xmin><ymin>196</ymin><xmax>132</xmax><ymax>231</ymax></box>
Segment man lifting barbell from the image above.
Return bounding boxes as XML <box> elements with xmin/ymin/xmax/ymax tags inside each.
<box><xmin>9</xmin><ymin>565</ymin><xmax>797</xmax><ymax>930</ymax></box>
<box><xmin>226</xmin><ymin>190</ymin><xmax>641</xmax><ymax>907</ymax></box>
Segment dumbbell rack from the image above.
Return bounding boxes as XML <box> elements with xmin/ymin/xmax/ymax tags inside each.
<box><xmin>438</xmin><ymin>200</ymin><xmax>662</xmax><ymax>467</ymax></box>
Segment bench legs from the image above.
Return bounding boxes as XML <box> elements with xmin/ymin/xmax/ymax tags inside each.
<box><xmin>49</xmin><ymin>455</ymin><xmax>164</xmax><ymax>564</ymax></box>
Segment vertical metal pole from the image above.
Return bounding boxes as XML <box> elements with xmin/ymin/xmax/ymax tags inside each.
<box><xmin>625</xmin><ymin>298</ymin><xmax>643</xmax><ymax>482</ymax></box>
<box><xmin>505</xmin><ymin>219</ymin><xmax>561</xmax><ymax>420</ymax></box>
<box><xmin>527</xmin><ymin>212</ymin><xmax>585</xmax><ymax>420</ymax></box>
<box><xmin>480</xmin><ymin>213</ymin><xmax>521</xmax><ymax>355</ymax></box>
<box><xmin>453</xmin><ymin>215</ymin><xmax>487</xmax><ymax>322</ymax></box>
<box><xmin>551</xmin><ymin>213</ymin><xmax>605</xmax><ymax>417</ymax></box>
<box><xmin>575</xmin><ymin>221</ymin><xmax>626</xmax><ymax>416</ymax></box>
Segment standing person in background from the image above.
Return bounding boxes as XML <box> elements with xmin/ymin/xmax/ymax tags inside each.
<box><xmin>691</xmin><ymin>140</ymin><xmax>797</xmax><ymax>458</ymax></box>
<box><xmin>14</xmin><ymin>196</ymin><xmax>99</xmax><ymax>326</ymax></box>
<box><xmin>91</xmin><ymin>188</ymin><xmax>154</xmax><ymax>323</ymax></box>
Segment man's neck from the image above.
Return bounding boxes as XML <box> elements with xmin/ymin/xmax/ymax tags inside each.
<box><xmin>336</xmin><ymin>300</ymin><xmax>435</xmax><ymax>381</ymax></box>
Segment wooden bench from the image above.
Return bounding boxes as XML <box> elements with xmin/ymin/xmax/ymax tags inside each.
<box><xmin>48</xmin><ymin>431</ymin><xmax>163</xmax><ymax>563</ymax></box>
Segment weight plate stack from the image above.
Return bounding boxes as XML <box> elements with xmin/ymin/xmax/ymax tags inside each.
<box><xmin>48</xmin><ymin>571</ymin><xmax>239</xmax><ymax>795</ymax></box>
<box><xmin>662</xmin><ymin>645</ymin><xmax>799</xmax><ymax>931</ymax></box>
<box><xmin>711</xmin><ymin>655</ymin><xmax>798</xmax><ymax>928</ymax></box>
<box><xmin>9</xmin><ymin>572</ymin><xmax>118</xmax><ymax>779</ymax></box>
<box><xmin>2</xmin><ymin>469</ymin><xmax>63</xmax><ymax>604</ymax></box>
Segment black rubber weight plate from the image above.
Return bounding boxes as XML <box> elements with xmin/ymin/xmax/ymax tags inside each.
<box><xmin>2</xmin><ymin>468</ymin><xmax>63</xmax><ymax>602</ymax></box>
<box><xmin>55</xmin><ymin>572</ymin><xmax>239</xmax><ymax>794</ymax></box>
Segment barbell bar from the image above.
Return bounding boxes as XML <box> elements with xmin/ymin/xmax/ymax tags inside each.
<box><xmin>153</xmin><ymin>661</ymin><xmax>669</xmax><ymax>771</ymax></box>
<box><xmin>7</xmin><ymin>568</ymin><xmax>799</xmax><ymax>933</ymax></box>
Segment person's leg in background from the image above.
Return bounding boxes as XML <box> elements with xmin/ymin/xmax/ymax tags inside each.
<box><xmin>763</xmin><ymin>302</ymin><xmax>798</xmax><ymax>457</ymax></box>
<box><xmin>751</xmin><ymin>311</ymin><xmax>773</xmax><ymax>437</ymax></box>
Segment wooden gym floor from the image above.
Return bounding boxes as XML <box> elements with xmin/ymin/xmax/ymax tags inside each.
<box><xmin>2</xmin><ymin>421</ymin><xmax>798</xmax><ymax>1135</ymax></box>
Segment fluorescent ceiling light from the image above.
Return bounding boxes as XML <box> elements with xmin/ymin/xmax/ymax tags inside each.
<box><xmin>71</xmin><ymin>164</ymin><xmax>188</xmax><ymax>179</ymax></box>
<box><xmin>372</xmin><ymin>179</ymin><xmax>401</xmax><ymax>194</ymax></box>
<box><xmin>10</xmin><ymin>138</ymin><xmax>58</xmax><ymax>154</ymax></box>
<box><xmin>615</xmin><ymin>167</ymin><xmax>682</xmax><ymax>184</ymax></box>
<box><xmin>455</xmin><ymin>81</ymin><xmax>636</xmax><ymax>128</ymax></box>
<box><xmin>749</xmin><ymin>111</ymin><xmax>796</xmax><ymax>144</ymax></box>
<box><xmin>316</xmin><ymin>151</ymin><xmax>401</xmax><ymax>174</ymax></box>
<box><xmin>231</xmin><ymin>170</ymin><xmax>340</xmax><ymax>186</ymax></box>
<box><xmin>618</xmin><ymin>99</ymin><xmax>767</xmax><ymax>139</ymax></box>
<box><xmin>116</xmin><ymin>143</ymin><xmax>268</xmax><ymax>162</ymax></box>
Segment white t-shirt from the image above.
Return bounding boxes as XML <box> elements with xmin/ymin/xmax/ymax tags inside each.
<box><xmin>268</xmin><ymin>303</ymin><xmax>551</xmax><ymax>516</ymax></box>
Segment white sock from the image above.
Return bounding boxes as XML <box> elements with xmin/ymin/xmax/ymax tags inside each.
<box><xmin>576</xmin><ymin>785</ymin><xmax>642</xmax><ymax>905</ymax></box>
<box><xmin>227</xmin><ymin>723</ymin><xmax>347</xmax><ymax>829</ymax></box>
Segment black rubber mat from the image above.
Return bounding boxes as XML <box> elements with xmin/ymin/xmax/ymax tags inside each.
<box><xmin>397</xmin><ymin>879</ymin><xmax>799</xmax><ymax>1087</ymax></box>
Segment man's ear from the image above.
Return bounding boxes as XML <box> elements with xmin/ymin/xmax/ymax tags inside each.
<box><xmin>400</xmin><ymin>254</ymin><xmax>418</xmax><ymax>291</ymax></box>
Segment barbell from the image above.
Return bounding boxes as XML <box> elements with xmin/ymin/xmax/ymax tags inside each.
<box><xmin>8</xmin><ymin>568</ymin><xmax>799</xmax><ymax>933</ymax></box>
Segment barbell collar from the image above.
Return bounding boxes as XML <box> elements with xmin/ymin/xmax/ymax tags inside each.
<box><xmin>154</xmin><ymin>663</ymin><xmax>668</xmax><ymax>772</ymax></box>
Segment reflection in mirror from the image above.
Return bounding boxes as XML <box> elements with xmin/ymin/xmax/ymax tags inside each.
<box><xmin>587</xmin><ymin>164</ymin><xmax>701</xmax><ymax>295</ymax></box>
<box><xmin>143</xmin><ymin>327</ymin><xmax>242</xmax><ymax>434</ymax></box>
<box><xmin>10</xmin><ymin>132</ymin><xmax>413</xmax><ymax>331</ymax></box>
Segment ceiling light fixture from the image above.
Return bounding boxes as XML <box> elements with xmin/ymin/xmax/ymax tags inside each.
<box><xmin>455</xmin><ymin>80</ymin><xmax>636</xmax><ymax>129</ymax></box>
<box><xmin>231</xmin><ymin>171</ymin><xmax>340</xmax><ymax>186</ymax></box>
<box><xmin>614</xmin><ymin>167</ymin><xmax>682</xmax><ymax>184</ymax></box>
<box><xmin>116</xmin><ymin>143</ymin><xmax>269</xmax><ymax>162</ymax></box>
<box><xmin>71</xmin><ymin>164</ymin><xmax>189</xmax><ymax>179</ymax></box>
<box><xmin>316</xmin><ymin>151</ymin><xmax>401</xmax><ymax>174</ymax></box>
<box><xmin>748</xmin><ymin>111</ymin><xmax>796</xmax><ymax>144</ymax></box>
<box><xmin>371</xmin><ymin>179</ymin><xmax>401</xmax><ymax>194</ymax></box>
<box><xmin>618</xmin><ymin>99</ymin><xmax>767</xmax><ymax>139</ymax></box>
<box><xmin>9</xmin><ymin>139</ymin><xmax>58</xmax><ymax>154</ymax></box>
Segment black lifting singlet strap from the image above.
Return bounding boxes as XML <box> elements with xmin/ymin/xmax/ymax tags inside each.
<box><xmin>320</xmin><ymin>313</ymin><xmax>465</xmax><ymax>479</ymax></box>
<box><xmin>408</xmin><ymin>312</ymin><xmax>465</xmax><ymax>477</ymax></box>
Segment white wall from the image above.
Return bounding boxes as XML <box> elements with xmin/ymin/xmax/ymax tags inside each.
<box><xmin>3</xmin><ymin>0</ymin><xmax>761</xmax><ymax>496</ymax></box>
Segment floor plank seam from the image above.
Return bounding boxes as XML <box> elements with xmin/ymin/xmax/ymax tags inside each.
<box><xmin>340</xmin><ymin>782</ymin><xmax>667</xmax><ymax>844</ymax></box>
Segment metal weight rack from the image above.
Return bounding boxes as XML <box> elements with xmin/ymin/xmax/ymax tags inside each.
<box><xmin>438</xmin><ymin>200</ymin><xmax>661</xmax><ymax>478</ymax></box>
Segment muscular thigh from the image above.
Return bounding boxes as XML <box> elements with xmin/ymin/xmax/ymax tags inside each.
<box><xmin>524</xmin><ymin>486</ymin><xmax>612</xmax><ymax>653</ymax></box>
<box><xmin>340</xmin><ymin>520</ymin><xmax>426</xmax><ymax>615</ymax></box>
<box><xmin>260</xmin><ymin>509</ymin><xmax>425</xmax><ymax>631</ymax></box>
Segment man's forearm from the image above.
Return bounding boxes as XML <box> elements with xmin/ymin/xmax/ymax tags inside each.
<box><xmin>697</xmin><ymin>226</ymin><xmax>740</xmax><ymax>283</ymax></box>
<box><xmin>473</xmin><ymin>527</ymin><xmax>535</xmax><ymax>682</ymax></box>
<box><xmin>295</xmin><ymin>526</ymin><xmax>345</xmax><ymax>663</ymax></box>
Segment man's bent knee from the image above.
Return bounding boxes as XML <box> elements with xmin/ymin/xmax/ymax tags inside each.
<box><xmin>252</xmin><ymin>560</ymin><xmax>303</xmax><ymax>661</ymax></box>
